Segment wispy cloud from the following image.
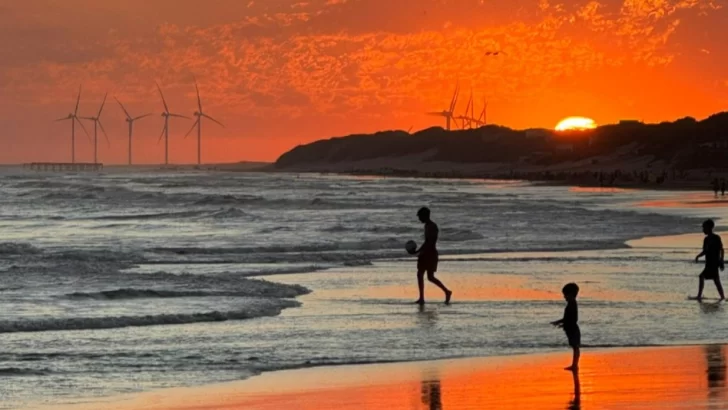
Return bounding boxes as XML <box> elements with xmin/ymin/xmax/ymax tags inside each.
<box><xmin>0</xmin><ymin>0</ymin><xmax>725</xmax><ymax>162</ymax></box>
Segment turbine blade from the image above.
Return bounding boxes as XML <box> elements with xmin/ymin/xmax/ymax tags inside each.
<box><xmin>184</xmin><ymin>120</ymin><xmax>199</xmax><ymax>138</ymax></box>
<box><xmin>193</xmin><ymin>75</ymin><xmax>202</xmax><ymax>112</ymax></box>
<box><xmin>133</xmin><ymin>113</ymin><xmax>153</xmax><ymax>121</ymax></box>
<box><xmin>55</xmin><ymin>117</ymin><xmax>70</xmax><ymax>122</ymax></box>
<box><xmin>98</xmin><ymin>121</ymin><xmax>111</xmax><ymax>147</ymax></box>
<box><xmin>75</xmin><ymin>117</ymin><xmax>91</xmax><ymax>140</ymax></box>
<box><xmin>426</xmin><ymin>112</ymin><xmax>445</xmax><ymax>116</ymax></box>
<box><xmin>202</xmin><ymin>113</ymin><xmax>224</xmax><ymax>127</ymax></box>
<box><xmin>74</xmin><ymin>84</ymin><xmax>82</xmax><ymax>115</ymax></box>
<box><xmin>449</xmin><ymin>83</ymin><xmax>460</xmax><ymax>112</ymax></box>
<box><xmin>156</xmin><ymin>82</ymin><xmax>169</xmax><ymax>113</ymax></box>
<box><xmin>158</xmin><ymin>124</ymin><xmax>167</xmax><ymax>144</ymax></box>
<box><xmin>115</xmin><ymin>97</ymin><xmax>132</xmax><ymax>119</ymax></box>
<box><xmin>97</xmin><ymin>93</ymin><xmax>108</xmax><ymax>118</ymax></box>
<box><xmin>168</xmin><ymin>113</ymin><xmax>190</xmax><ymax>119</ymax></box>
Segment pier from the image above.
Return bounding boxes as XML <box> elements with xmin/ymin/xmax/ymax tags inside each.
<box><xmin>23</xmin><ymin>163</ymin><xmax>103</xmax><ymax>172</ymax></box>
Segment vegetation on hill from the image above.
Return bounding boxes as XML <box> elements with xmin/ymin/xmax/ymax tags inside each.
<box><xmin>275</xmin><ymin>113</ymin><xmax>728</xmax><ymax>171</ymax></box>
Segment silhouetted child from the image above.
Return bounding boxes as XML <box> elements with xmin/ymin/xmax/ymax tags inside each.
<box><xmin>551</xmin><ymin>283</ymin><xmax>580</xmax><ymax>371</ymax></box>
<box><xmin>694</xmin><ymin>219</ymin><xmax>725</xmax><ymax>301</ymax></box>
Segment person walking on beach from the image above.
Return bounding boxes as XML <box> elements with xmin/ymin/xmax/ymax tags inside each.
<box><xmin>713</xmin><ymin>179</ymin><xmax>720</xmax><ymax>198</ymax></box>
<box><xmin>551</xmin><ymin>283</ymin><xmax>580</xmax><ymax>371</ymax></box>
<box><xmin>414</xmin><ymin>207</ymin><xmax>452</xmax><ymax>305</ymax></box>
<box><xmin>721</xmin><ymin>179</ymin><xmax>726</xmax><ymax>197</ymax></box>
<box><xmin>694</xmin><ymin>219</ymin><xmax>725</xmax><ymax>302</ymax></box>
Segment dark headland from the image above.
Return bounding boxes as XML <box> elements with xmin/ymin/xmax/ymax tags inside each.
<box><xmin>273</xmin><ymin>113</ymin><xmax>728</xmax><ymax>189</ymax></box>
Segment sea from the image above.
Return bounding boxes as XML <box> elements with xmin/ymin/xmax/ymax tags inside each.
<box><xmin>0</xmin><ymin>168</ymin><xmax>726</xmax><ymax>408</ymax></box>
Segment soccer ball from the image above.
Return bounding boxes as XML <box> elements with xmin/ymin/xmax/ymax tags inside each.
<box><xmin>405</xmin><ymin>240</ymin><xmax>417</xmax><ymax>255</ymax></box>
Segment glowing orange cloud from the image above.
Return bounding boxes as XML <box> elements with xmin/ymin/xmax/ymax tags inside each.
<box><xmin>0</xmin><ymin>0</ymin><xmax>726</xmax><ymax>163</ymax></box>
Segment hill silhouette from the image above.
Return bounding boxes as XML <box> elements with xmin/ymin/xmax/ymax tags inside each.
<box><xmin>275</xmin><ymin>113</ymin><xmax>728</xmax><ymax>182</ymax></box>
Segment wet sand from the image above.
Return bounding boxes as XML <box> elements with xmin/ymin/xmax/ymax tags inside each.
<box><xmin>43</xmin><ymin>345</ymin><xmax>728</xmax><ymax>410</ymax></box>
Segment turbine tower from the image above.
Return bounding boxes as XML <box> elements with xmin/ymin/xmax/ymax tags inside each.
<box><xmin>80</xmin><ymin>93</ymin><xmax>111</xmax><ymax>164</ymax></box>
<box><xmin>115</xmin><ymin>98</ymin><xmax>152</xmax><ymax>166</ymax></box>
<box><xmin>185</xmin><ymin>77</ymin><xmax>224</xmax><ymax>166</ymax></box>
<box><xmin>156</xmin><ymin>82</ymin><xmax>189</xmax><ymax>165</ymax></box>
<box><xmin>426</xmin><ymin>83</ymin><xmax>459</xmax><ymax>131</ymax></box>
<box><xmin>55</xmin><ymin>85</ymin><xmax>90</xmax><ymax>163</ymax></box>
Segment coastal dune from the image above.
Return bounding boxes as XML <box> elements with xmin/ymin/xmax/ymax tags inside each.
<box><xmin>46</xmin><ymin>345</ymin><xmax>727</xmax><ymax>410</ymax></box>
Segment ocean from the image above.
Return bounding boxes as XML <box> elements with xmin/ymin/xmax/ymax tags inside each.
<box><xmin>0</xmin><ymin>168</ymin><xmax>725</xmax><ymax>408</ymax></box>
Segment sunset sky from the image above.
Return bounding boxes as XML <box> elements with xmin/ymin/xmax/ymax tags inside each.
<box><xmin>1</xmin><ymin>0</ymin><xmax>727</xmax><ymax>164</ymax></box>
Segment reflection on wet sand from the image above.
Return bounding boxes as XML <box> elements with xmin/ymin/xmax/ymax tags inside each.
<box><xmin>421</xmin><ymin>375</ymin><xmax>443</xmax><ymax>410</ymax></box>
<box><xmin>700</xmin><ymin>301</ymin><xmax>724</xmax><ymax>314</ymax></box>
<box><xmin>705</xmin><ymin>344</ymin><xmax>726</xmax><ymax>408</ymax></box>
<box><xmin>567</xmin><ymin>371</ymin><xmax>580</xmax><ymax>410</ymax></box>
<box><xmin>56</xmin><ymin>345</ymin><xmax>728</xmax><ymax>410</ymax></box>
<box><xmin>417</xmin><ymin>304</ymin><xmax>439</xmax><ymax>328</ymax></box>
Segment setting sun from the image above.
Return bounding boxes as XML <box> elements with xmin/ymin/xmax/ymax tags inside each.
<box><xmin>555</xmin><ymin>117</ymin><xmax>597</xmax><ymax>131</ymax></box>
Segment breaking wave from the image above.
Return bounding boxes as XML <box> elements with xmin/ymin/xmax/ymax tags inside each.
<box><xmin>0</xmin><ymin>242</ymin><xmax>41</xmax><ymax>255</ymax></box>
<box><xmin>0</xmin><ymin>300</ymin><xmax>300</xmax><ymax>334</ymax></box>
<box><xmin>0</xmin><ymin>367</ymin><xmax>51</xmax><ymax>376</ymax></box>
<box><xmin>64</xmin><ymin>286</ymin><xmax>308</xmax><ymax>300</ymax></box>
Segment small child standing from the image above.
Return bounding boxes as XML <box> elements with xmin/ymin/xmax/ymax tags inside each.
<box><xmin>551</xmin><ymin>283</ymin><xmax>580</xmax><ymax>371</ymax></box>
<box><xmin>694</xmin><ymin>219</ymin><xmax>725</xmax><ymax>301</ymax></box>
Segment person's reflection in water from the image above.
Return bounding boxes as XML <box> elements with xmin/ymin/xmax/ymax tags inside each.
<box><xmin>420</xmin><ymin>377</ymin><xmax>443</xmax><ymax>410</ymax></box>
<box><xmin>700</xmin><ymin>301</ymin><xmax>724</xmax><ymax>314</ymax></box>
<box><xmin>705</xmin><ymin>344</ymin><xmax>726</xmax><ymax>405</ymax></box>
<box><xmin>567</xmin><ymin>370</ymin><xmax>581</xmax><ymax>410</ymax></box>
<box><xmin>417</xmin><ymin>304</ymin><xmax>439</xmax><ymax>329</ymax></box>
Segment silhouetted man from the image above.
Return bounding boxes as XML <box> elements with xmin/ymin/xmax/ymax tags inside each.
<box><xmin>721</xmin><ymin>179</ymin><xmax>726</xmax><ymax>197</ymax></box>
<box><xmin>694</xmin><ymin>219</ymin><xmax>725</xmax><ymax>302</ymax></box>
<box><xmin>415</xmin><ymin>207</ymin><xmax>452</xmax><ymax>305</ymax></box>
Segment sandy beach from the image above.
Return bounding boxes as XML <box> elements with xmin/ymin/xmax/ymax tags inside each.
<box><xmin>41</xmin><ymin>345</ymin><xmax>727</xmax><ymax>410</ymax></box>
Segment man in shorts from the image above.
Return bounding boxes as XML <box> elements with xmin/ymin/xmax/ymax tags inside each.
<box><xmin>694</xmin><ymin>219</ymin><xmax>725</xmax><ymax>301</ymax></box>
<box><xmin>414</xmin><ymin>207</ymin><xmax>452</xmax><ymax>305</ymax></box>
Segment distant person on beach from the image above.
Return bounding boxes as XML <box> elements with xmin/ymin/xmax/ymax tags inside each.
<box><xmin>713</xmin><ymin>179</ymin><xmax>720</xmax><ymax>197</ymax></box>
<box><xmin>414</xmin><ymin>207</ymin><xmax>452</xmax><ymax>305</ymax></box>
<box><xmin>551</xmin><ymin>283</ymin><xmax>580</xmax><ymax>371</ymax></box>
<box><xmin>721</xmin><ymin>179</ymin><xmax>726</xmax><ymax>197</ymax></box>
<box><xmin>694</xmin><ymin>219</ymin><xmax>725</xmax><ymax>302</ymax></box>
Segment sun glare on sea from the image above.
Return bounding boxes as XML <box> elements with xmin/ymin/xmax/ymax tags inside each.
<box><xmin>555</xmin><ymin>116</ymin><xmax>597</xmax><ymax>131</ymax></box>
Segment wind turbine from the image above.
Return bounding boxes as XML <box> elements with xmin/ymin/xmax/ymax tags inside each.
<box><xmin>156</xmin><ymin>82</ymin><xmax>189</xmax><ymax>165</ymax></box>
<box><xmin>455</xmin><ymin>90</ymin><xmax>475</xmax><ymax>129</ymax></box>
<box><xmin>426</xmin><ymin>83</ymin><xmax>459</xmax><ymax>131</ymax></box>
<box><xmin>80</xmin><ymin>93</ymin><xmax>110</xmax><ymax>164</ymax></box>
<box><xmin>115</xmin><ymin>98</ymin><xmax>152</xmax><ymax>165</ymax></box>
<box><xmin>185</xmin><ymin>77</ymin><xmax>224</xmax><ymax>166</ymax></box>
<box><xmin>477</xmin><ymin>98</ymin><xmax>488</xmax><ymax>127</ymax></box>
<box><xmin>55</xmin><ymin>85</ymin><xmax>90</xmax><ymax>163</ymax></box>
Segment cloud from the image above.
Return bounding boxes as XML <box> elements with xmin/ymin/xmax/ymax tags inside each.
<box><xmin>0</xmin><ymin>0</ymin><xmax>726</xmax><ymax>162</ymax></box>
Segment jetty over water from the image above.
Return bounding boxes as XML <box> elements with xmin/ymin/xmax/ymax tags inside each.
<box><xmin>23</xmin><ymin>163</ymin><xmax>103</xmax><ymax>172</ymax></box>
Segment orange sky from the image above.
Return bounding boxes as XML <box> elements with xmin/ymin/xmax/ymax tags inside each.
<box><xmin>1</xmin><ymin>0</ymin><xmax>727</xmax><ymax>164</ymax></box>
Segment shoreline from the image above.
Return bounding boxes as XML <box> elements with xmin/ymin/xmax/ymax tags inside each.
<box><xmin>266</xmin><ymin>167</ymin><xmax>715</xmax><ymax>192</ymax></box>
<box><xmin>43</xmin><ymin>344</ymin><xmax>728</xmax><ymax>409</ymax></box>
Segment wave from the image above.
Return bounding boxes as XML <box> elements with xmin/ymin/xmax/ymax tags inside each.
<box><xmin>209</xmin><ymin>207</ymin><xmax>250</xmax><ymax>219</ymax></box>
<box><xmin>64</xmin><ymin>286</ymin><xmax>309</xmax><ymax>300</ymax></box>
<box><xmin>91</xmin><ymin>210</ymin><xmax>206</xmax><ymax>221</ymax></box>
<box><xmin>323</xmin><ymin>224</ymin><xmax>418</xmax><ymax>234</ymax></box>
<box><xmin>0</xmin><ymin>300</ymin><xmax>300</xmax><ymax>334</ymax></box>
<box><xmin>193</xmin><ymin>194</ymin><xmax>264</xmax><ymax>206</ymax></box>
<box><xmin>0</xmin><ymin>367</ymin><xmax>51</xmax><ymax>376</ymax></box>
<box><xmin>0</xmin><ymin>242</ymin><xmax>41</xmax><ymax>255</ymax></box>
